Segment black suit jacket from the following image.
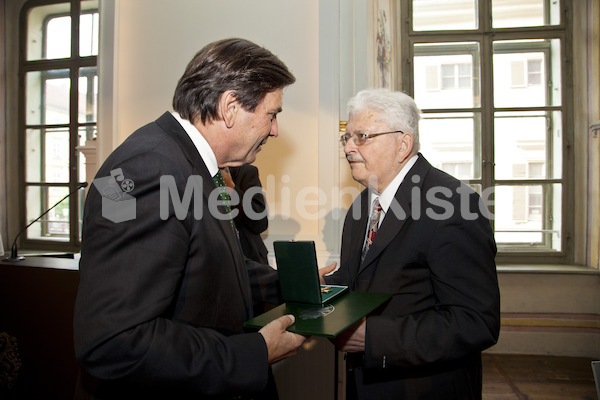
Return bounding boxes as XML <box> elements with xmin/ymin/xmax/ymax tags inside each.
<box><xmin>325</xmin><ymin>155</ymin><xmax>500</xmax><ymax>400</ymax></box>
<box><xmin>230</xmin><ymin>165</ymin><xmax>269</xmax><ymax>265</ymax></box>
<box><xmin>73</xmin><ymin>112</ymin><xmax>280</xmax><ymax>399</ymax></box>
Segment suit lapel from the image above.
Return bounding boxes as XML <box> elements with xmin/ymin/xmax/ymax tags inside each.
<box><xmin>346</xmin><ymin>190</ymin><xmax>370</xmax><ymax>287</ymax></box>
<box><xmin>155</xmin><ymin>112</ymin><xmax>253</xmax><ymax>317</ymax></box>
<box><xmin>358</xmin><ymin>190</ymin><xmax>410</xmax><ymax>273</ymax></box>
<box><xmin>357</xmin><ymin>155</ymin><xmax>432</xmax><ymax>276</ymax></box>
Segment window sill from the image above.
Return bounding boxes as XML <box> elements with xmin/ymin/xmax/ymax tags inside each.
<box><xmin>497</xmin><ymin>264</ymin><xmax>600</xmax><ymax>275</ymax></box>
<box><xmin>1</xmin><ymin>253</ymin><xmax>79</xmax><ymax>271</ymax></box>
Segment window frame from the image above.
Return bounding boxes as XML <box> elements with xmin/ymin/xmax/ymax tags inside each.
<box><xmin>18</xmin><ymin>0</ymin><xmax>98</xmax><ymax>252</ymax></box>
<box><xmin>400</xmin><ymin>0</ymin><xmax>574</xmax><ymax>264</ymax></box>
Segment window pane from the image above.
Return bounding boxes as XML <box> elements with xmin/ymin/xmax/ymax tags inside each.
<box><xmin>45</xmin><ymin>129</ymin><xmax>70</xmax><ymax>183</ymax></box>
<box><xmin>493</xmin><ymin>184</ymin><xmax>561</xmax><ymax>251</ymax></box>
<box><xmin>25</xmin><ymin>186</ymin><xmax>70</xmax><ymax>241</ymax></box>
<box><xmin>419</xmin><ymin>112</ymin><xmax>481</xmax><ymax>180</ymax></box>
<box><xmin>80</xmin><ymin>4</ymin><xmax>99</xmax><ymax>56</ymax></box>
<box><xmin>78</xmin><ymin>126</ymin><xmax>97</xmax><ymax>183</ymax></box>
<box><xmin>27</xmin><ymin>3</ymin><xmax>71</xmax><ymax>61</ymax></box>
<box><xmin>493</xmin><ymin>39</ymin><xmax>562</xmax><ymax>107</ymax></box>
<box><xmin>79</xmin><ymin>149</ymin><xmax>87</xmax><ymax>183</ymax></box>
<box><xmin>414</xmin><ymin>43</ymin><xmax>480</xmax><ymax>108</ymax></box>
<box><xmin>47</xmin><ymin>16</ymin><xmax>71</xmax><ymax>59</ymax></box>
<box><xmin>26</xmin><ymin>128</ymin><xmax>70</xmax><ymax>183</ymax></box>
<box><xmin>79</xmin><ymin>67</ymin><xmax>98</xmax><ymax>123</ymax></box>
<box><xmin>492</xmin><ymin>0</ymin><xmax>561</xmax><ymax>28</ymax></box>
<box><xmin>413</xmin><ymin>0</ymin><xmax>477</xmax><ymax>31</ymax></box>
<box><xmin>26</xmin><ymin>70</ymin><xmax>71</xmax><ymax>125</ymax></box>
<box><xmin>494</xmin><ymin>111</ymin><xmax>562</xmax><ymax>180</ymax></box>
<box><xmin>25</xmin><ymin>129</ymin><xmax>42</xmax><ymax>182</ymax></box>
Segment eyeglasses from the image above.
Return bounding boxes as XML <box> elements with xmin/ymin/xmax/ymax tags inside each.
<box><xmin>339</xmin><ymin>130</ymin><xmax>404</xmax><ymax>146</ymax></box>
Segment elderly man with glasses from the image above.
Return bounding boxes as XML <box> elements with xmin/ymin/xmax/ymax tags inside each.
<box><xmin>325</xmin><ymin>89</ymin><xmax>501</xmax><ymax>400</ymax></box>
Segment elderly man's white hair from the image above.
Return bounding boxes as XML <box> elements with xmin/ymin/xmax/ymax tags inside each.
<box><xmin>347</xmin><ymin>88</ymin><xmax>421</xmax><ymax>153</ymax></box>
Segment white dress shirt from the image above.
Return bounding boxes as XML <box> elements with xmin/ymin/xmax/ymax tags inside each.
<box><xmin>171</xmin><ymin>111</ymin><xmax>219</xmax><ymax>177</ymax></box>
<box><xmin>367</xmin><ymin>154</ymin><xmax>419</xmax><ymax>229</ymax></box>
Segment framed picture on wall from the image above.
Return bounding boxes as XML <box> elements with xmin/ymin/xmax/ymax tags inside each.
<box><xmin>373</xmin><ymin>0</ymin><xmax>395</xmax><ymax>89</ymax></box>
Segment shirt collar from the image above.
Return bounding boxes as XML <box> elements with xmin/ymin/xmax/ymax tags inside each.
<box><xmin>171</xmin><ymin>111</ymin><xmax>219</xmax><ymax>177</ymax></box>
<box><xmin>370</xmin><ymin>154</ymin><xmax>419</xmax><ymax>214</ymax></box>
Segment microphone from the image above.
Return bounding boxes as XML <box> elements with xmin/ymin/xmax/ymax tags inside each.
<box><xmin>2</xmin><ymin>182</ymin><xmax>88</xmax><ymax>262</ymax></box>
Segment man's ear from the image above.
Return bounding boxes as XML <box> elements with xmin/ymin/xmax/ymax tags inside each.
<box><xmin>398</xmin><ymin>132</ymin><xmax>415</xmax><ymax>162</ymax></box>
<box><xmin>219</xmin><ymin>90</ymin><xmax>238</xmax><ymax>129</ymax></box>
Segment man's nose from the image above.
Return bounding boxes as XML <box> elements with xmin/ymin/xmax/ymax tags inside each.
<box><xmin>344</xmin><ymin>137</ymin><xmax>357</xmax><ymax>154</ymax></box>
<box><xmin>269</xmin><ymin>118</ymin><xmax>279</xmax><ymax>137</ymax></box>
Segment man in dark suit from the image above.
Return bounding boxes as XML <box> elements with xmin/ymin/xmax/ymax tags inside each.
<box><xmin>74</xmin><ymin>38</ymin><xmax>306</xmax><ymax>399</ymax></box>
<box><xmin>324</xmin><ymin>89</ymin><xmax>500</xmax><ymax>399</ymax></box>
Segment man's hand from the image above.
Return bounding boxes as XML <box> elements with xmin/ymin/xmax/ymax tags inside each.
<box><xmin>318</xmin><ymin>261</ymin><xmax>337</xmax><ymax>284</ymax></box>
<box><xmin>259</xmin><ymin>315</ymin><xmax>306</xmax><ymax>365</ymax></box>
<box><xmin>334</xmin><ymin>318</ymin><xmax>366</xmax><ymax>353</ymax></box>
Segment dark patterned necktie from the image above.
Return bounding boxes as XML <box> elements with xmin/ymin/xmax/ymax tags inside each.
<box><xmin>361</xmin><ymin>198</ymin><xmax>382</xmax><ymax>262</ymax></box>
<box><xmin>212</xmin><ymin>171</ymin><xmax>237</xmax><ymax>233</ymax></box>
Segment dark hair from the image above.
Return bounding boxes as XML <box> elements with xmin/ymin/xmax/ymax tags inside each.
<box><xmin>172</xmin><ymin>38</ymin><xmax>296</xmax><ymax>124</ymax></box>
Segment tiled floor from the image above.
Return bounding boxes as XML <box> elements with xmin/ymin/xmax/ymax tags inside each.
<box><xmin>482</xmin><ymin>354</ymin><xmax>598</xmax><ymax>400</ymax></box>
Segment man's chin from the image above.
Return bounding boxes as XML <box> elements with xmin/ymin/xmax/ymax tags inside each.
<box><xmin>349</xmin><ymin>169</ymin><xmax>372</xmax><ymax>188</ymax></box>
<box><xmin>231</xmin><ymin>145</ymin><xmax>263</xmax><ymax>165</ymax></box>
<box><xmin>243</xmin><ymin>152</ymin><xmax>258</xmax><ymax>164</ymax></box>
<box><xmin>351</xmin><ymin>172</ymin><xmax>366</xmax><ymax>185</ymax></box>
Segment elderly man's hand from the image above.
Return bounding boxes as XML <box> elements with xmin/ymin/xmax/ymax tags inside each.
<box><xmin>318</xmin><ymin>261</ymin><xmax>337</xmax><ymax>284</ymax></box>
<box><xmin>259</xmin><ymin>315</ymin><xmax>306</xmax><ymax>365</ymax></box>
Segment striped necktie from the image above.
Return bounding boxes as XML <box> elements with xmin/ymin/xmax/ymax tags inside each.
<box><xmin>361</xmin><ymin>198</ymin><xmax>382</xmax><ymax>262</ymax></box>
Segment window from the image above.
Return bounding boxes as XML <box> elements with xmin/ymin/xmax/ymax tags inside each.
<box><xmin>527</xmin><ymin>59</ymin><xmax>543</xmax><ymax>86</ymax></box>
<box><xmin>19</xmin><ymin>0</ymin><xmax>98</xmax><ymax>251</ymax></box>
<box><xmin>402</xmin><ymin>0</ymin><xmax>571</xmax><ymax>262</ymax></box>
<box><xmin>441</xmin><ymin>162</ymin><xmax>473</xmax><ymax>180</ymax></box>
<box><xmin>424</xmin><ymin>62</ymin><xmax>473</xmax><ymax>91</ymax></box>
<box><xmin>441</xmin><ymin>63</ymin><xmax>471</xmax><ymax>90</ymax></box>
<box><xmin>511</xmin><ymin>58</ymin><xmax>544</xmax><ymax>87</ymax></box>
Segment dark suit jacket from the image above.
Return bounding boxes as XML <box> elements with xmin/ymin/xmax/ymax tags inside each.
<box><xmin>230</xmin><ymin>165</ymin><xmax>269</xmax><ymax>265</ymax></box>
<box><xmin>73</xmin><ymin>112</ymin><xmax>280</xmax><ymax>399</ymax></box>
<box><xmin>325</xmin><ymin>155</ymin><xmax>500</xmax><ymax>400</ymax></box>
